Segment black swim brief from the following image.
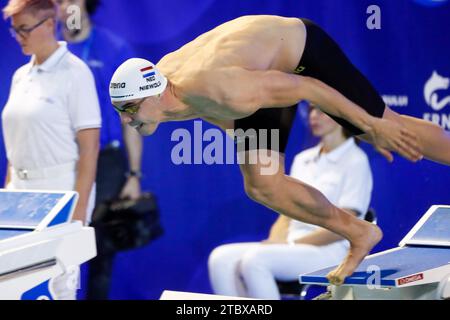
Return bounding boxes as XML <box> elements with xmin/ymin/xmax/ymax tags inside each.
<box><xmin>295</xmin><ymin>18</ymin><xmax>386</xmax><ymax>136</ymax></box>
<box><xmin>234</xmin><ymin>18</ymin><xmax>386</xmax><ymax>153</ymax></box>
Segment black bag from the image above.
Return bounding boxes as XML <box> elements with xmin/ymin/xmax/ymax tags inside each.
<box><xmin>91</xmin><ymin>192</ymin><xmax>163</xmax><ymax>253</ymax></box>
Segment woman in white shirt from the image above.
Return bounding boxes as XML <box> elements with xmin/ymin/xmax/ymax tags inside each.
<box><xmin>208</xmin><ymin>104</ymin><xmax>373</xmax><ymax>299</ymax></box>
<box><xmin>2</xmin><ymin>0</ymin><xmax>101</xmax><ymax>299</ymax></box>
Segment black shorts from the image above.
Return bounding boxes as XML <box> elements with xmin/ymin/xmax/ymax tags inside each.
<box><xmin>234</xmin><ymin>18</ymin><xmax>386</xmax><ymax>153</ymax></box>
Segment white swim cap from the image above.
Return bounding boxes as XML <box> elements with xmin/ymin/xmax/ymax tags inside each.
<box><xmin>109</xmin><ymin>58</ymin><xmax>168</xmax><ymax>103</ymax></box>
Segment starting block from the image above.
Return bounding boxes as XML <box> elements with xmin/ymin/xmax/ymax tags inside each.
<box><xmin>0</xmin><ymin>190</ymin><xmax>96</xmax><ymax>300</ymax></box>
<box><xmin>299</xmin><ymin>205</ymin><xmax>450</xmax><ymax>300</ymax></box>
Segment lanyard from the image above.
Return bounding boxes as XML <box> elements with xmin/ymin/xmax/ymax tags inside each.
<box><xmin>80</xmin><ymin>27</ymin><xmax>115</xmax><ymax>147</ymax></box>
<box><xmin>81</xmin><ymin>27</ymin><xmax>95</xmax><ymax>62</ymax></box>
<box><xmin>56</xmin><ymin>22</ymin><xmax>94</xmax><ymax>63</ymax></box>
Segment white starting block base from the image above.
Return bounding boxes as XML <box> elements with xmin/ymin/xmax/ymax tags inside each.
<box><xmin>160</xmin><ymin>290</ymin><xmax>254</xmax><ymax>300</ymax></box>
<box><xmin>330</xmin><ymin>282</ymin><xmax>440</xmax><ymax>300</ymax></box>
<box><xmin>300</xmin><ymin>205</ymin><xmax>450</xmax><ymax>300</ymax></box>
<box><xmin>0</xmin><ymin>190</ymin><xmax>96</xmax><ymax>300</ymax></box>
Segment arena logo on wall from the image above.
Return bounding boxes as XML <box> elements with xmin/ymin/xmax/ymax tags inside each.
<box><xmin>413</xmin><ymin>0</ymin><xmax>449</xmax><ymax>7</ymax></box>
<box><xmin>423</xmin><ymin>70</ymin><xmax>450</xmax><ymax>130</ymax></box>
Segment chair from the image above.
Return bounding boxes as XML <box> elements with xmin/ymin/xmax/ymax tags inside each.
<box><xmin>276</xmin><ymin>208</ymin><xmax>378</xmax><ymax>300</ymax></box>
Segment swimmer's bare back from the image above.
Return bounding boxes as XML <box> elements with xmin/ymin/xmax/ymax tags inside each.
<box><xmin>153</xmin><ymin>15</ymin><xmax>421</xmax><ymax>164</ymax></box>
<box><xmin>157</xmin><ymin>15</ymin><xmax>307</xmax><ymax>120</ymax></box>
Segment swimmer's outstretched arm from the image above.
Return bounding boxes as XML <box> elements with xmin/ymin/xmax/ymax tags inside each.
<box><xmin>213</xmin><ymin>67</ymin><xmax>421</xmax><ymax>161</ymax></box>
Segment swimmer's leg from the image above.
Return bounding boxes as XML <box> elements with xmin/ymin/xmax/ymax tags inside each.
<box><xmin>239</xmin><ymin>149</ymin><xmax>382</xmax><ymax>285</ymax></box>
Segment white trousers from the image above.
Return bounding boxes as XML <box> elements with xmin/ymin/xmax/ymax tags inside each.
<box><xmin>208</xmin><ymin>241</ymin><xmax>348</xmax><ymax>300</ymax></box>
<box><xmin>7</xmin><ymin>170</ymin><xmax>96</xmax><ymax>300</ymax></box>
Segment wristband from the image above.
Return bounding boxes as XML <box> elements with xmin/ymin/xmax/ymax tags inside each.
<box><xmin>125</xmin><ymin>170</ymin><xmax>142</xmax><ymax>179</ymax></box>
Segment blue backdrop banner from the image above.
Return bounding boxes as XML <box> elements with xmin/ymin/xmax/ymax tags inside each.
<box><xmin>0</xmin><ymin>0</ymin><xmax>449</xmax><ymax>299</ymax></box>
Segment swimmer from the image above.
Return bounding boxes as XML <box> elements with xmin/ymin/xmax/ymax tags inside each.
<box><xmin>109</xmin><ymin>15</ymin><xmax>450</xmax><ymax>284</ymax></box>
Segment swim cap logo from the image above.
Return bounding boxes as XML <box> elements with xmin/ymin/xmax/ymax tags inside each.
<box><xmin>110</xmin><ymin>82</ymin><xmax>126</xmax><ymax>89</ymax></box>
<box><xmin>413</xmin><ymin>0</ymin><xmax>449</xmax><ymax>7</ymax></box>
<box><xmin>140</xmin><ymin>82</ymin><xmax>162</xmax><ymax>92</ymax></box>
<box><xmin>140</xmin><ymin>66</ymin><xmax>156</xmax><ymax>79</ymax></box>
<box><xmin>139</xmin><ymin>65</ymin><xmax>160</xmax><ymax>91</ymax></box>
<box><xmin>424</xmin><ymin>71</ymin><xmax>450</xmax><ymax>111</ymax></box>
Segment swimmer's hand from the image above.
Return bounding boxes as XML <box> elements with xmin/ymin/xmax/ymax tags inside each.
<box><xmin>369</xmin><ymin>118</ymin><xmax>422</xmax><ymax>162</ymax></box>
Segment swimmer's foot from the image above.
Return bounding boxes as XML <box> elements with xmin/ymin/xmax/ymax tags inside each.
<box><xmin>326</xmin><ymin>222</ymin><xmax>383</xmax><ymax>285</ymax></box>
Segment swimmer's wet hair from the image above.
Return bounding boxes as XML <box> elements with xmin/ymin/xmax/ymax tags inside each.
<box><xmin>3</xmin><ymin>0</ymin><xmax>56</xmax><ymax>19</ymax></box>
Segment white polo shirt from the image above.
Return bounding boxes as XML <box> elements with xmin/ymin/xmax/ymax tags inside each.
<box><xmin>2</xmin><ymin>42</ymin><xmax>101</xmax><ymax>171</ymax></box>
<box><xmin>287</xmin><ymin>138</ymin><xmax>373</xmax><ymax>245</ymax></box>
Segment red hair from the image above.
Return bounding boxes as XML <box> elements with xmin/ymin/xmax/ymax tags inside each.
<box><xmin>3</xmin><ymin>0</ymin><xmax>56</xmax><ymax>19</ymax></box>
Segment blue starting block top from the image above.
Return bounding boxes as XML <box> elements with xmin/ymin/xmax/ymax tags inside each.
<box><xmin>300</xmin><ymin>205</ymin><xmax>450</xmax><ymax>287</ymax></box>
<box><xmin>0</xmin><ymin>190</ymin><xmax>78</xmax><ymax>241</ymax></box>
<box><xmin>0</xmin><ymin>229</ymin><xmax>30</xmax><ymax>241</ymax></box>
<box><xmin>300</xmin><ymin>246</ymin><xmax>450</xmax><ymax>287</ymax></box>
<box><xmin>400</xmin><ymin>206</ymin><xmax>450</xmax><ymax>247</ymax></box>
